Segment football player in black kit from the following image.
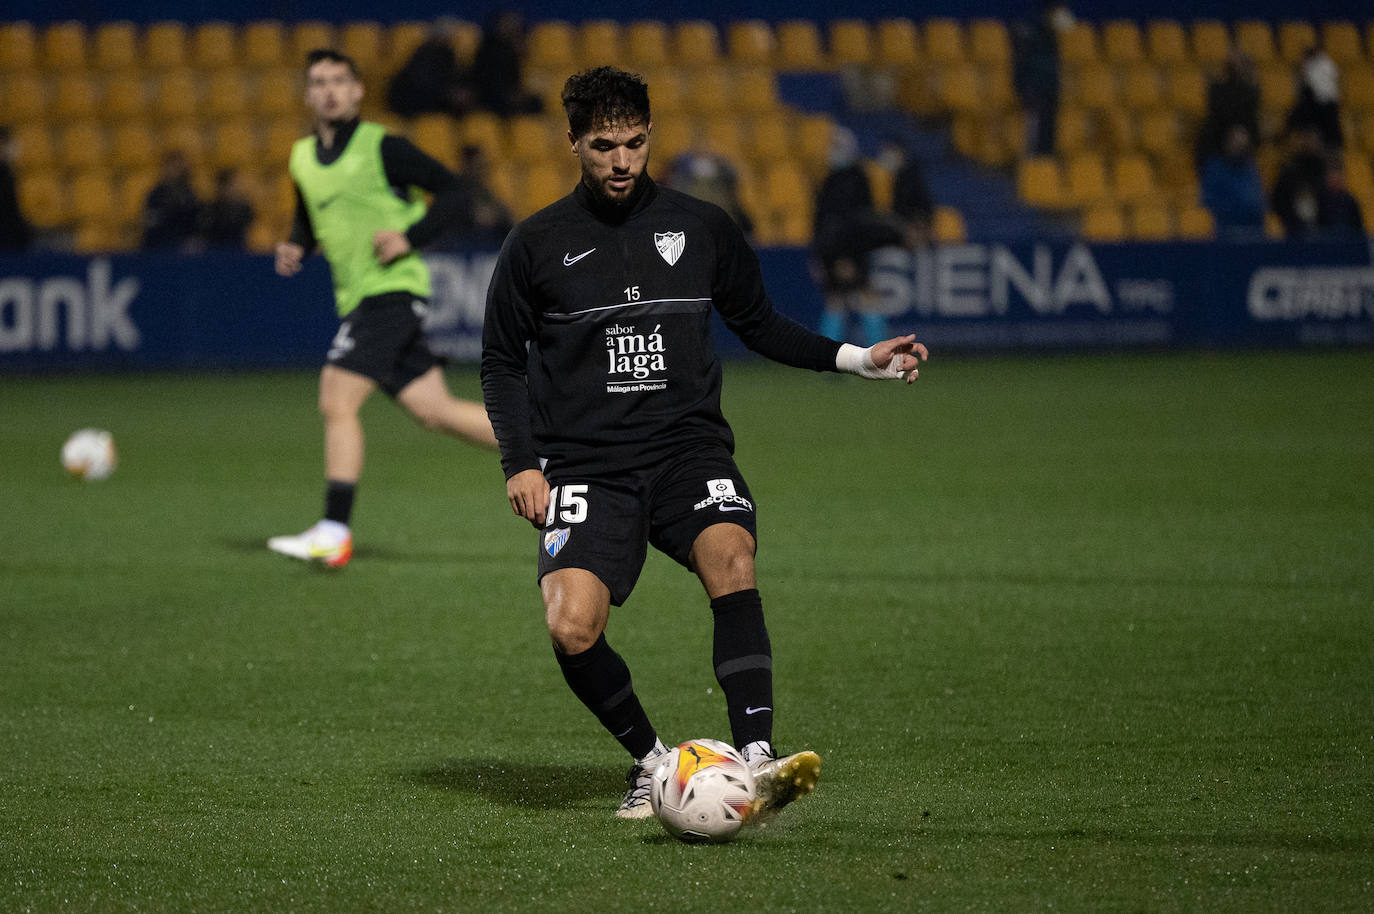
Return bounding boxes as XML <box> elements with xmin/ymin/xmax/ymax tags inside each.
<box><xmin>481</xmin><ymin>67</ymin><xmax>928</xmax><ymax>821</ymax></box>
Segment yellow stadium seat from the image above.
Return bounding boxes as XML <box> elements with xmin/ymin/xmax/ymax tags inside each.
<box><xmin>746</xmin><ymin>111</ymin><xmax>792</xmax><ymax>164</ymax></box>
<box><xmin>1066</xmin><ymin>152</ymin><xmax>1109</xmax><ymax>206</ymax></box>
<box><xmin>1165</xmin><ymin>64</ymin><xmax>1207</xmax><ymax>117</ymax></box>
<box><xmin>774</xmin><ymin>20</ymin><xmax>826</xmax><ymax>71</ymax></box>
<box><xmin>578</xmin><ymin>20</ymin><xmax>622</xmax><ymax>68</ymax></box>
<box><xmin>144</xmin><ymin>22</ymin><xmax>188</xmax><ymax>70</ymax></box>
<box><xmin>1345</xmin><ymin>68</ymin><xmax>1374</xmax><ymax>112</ymax></box>
<box><xmin>461</xmin><ymin>112</ymin><xmax>505</xmax><ymax>161</ymax></box>
<box><xmin>736</xmin><ymin>68</ymin><xmax>780</xmax><ymax>113</ymax></box>
<box><xmin>43</xmin><ymin>21</ymin><xmax>87</xmax><ymax>71</ymax></box>
<box><xmin>1320</xmin><ymin>22</ymin><xmax>1363</xmax><ymax>66</ymax></box>
<box><xmin>1112</xmin><ymin>153</ymin><xmax>1156</xmax><ymax>205</ymax></box>
<box><xmin>1054</xmin><ymin>105</ymin><xmax>1091</xmax><ymax>156</ymax></box>
<box><xmin>1177</xmin><ymin>204</ymin><xmax>1215</xmax><ymax>239</ymax></box>
<box><xmin>519</xmin><ymin>162</ymin><xmax>568</xmax><ymax>218</ymax></box>
<box><xmin>192</xmin><ymin>22</ymin><xmax>238</xmax><ymax>70</ymax></box>
<box><xmin>242</xmin><ymin>21</ymin><xmax>286</xmax><ymax>70</ymax></box>
<box><xmin>642</xmin><ymin>68</ymin><xmax>684</xmax><ymax>113</ymax></box>
<box><xmin>625</xmin><ymin>21</ymin><xmax>670</xmax><ymax>68</ymax></box>
<box><xmin>1276</xmin><ymin>21</ymin><xmax>1316</xmax><ymax>64</ymax></box>
<box><xmin>684</xmin><ymin>68</ymin><xmax>732</xmax><ymax>115</ymax></box>
<box><xmin>52</xmin><ymin>73</ymin><xmax>101</xmax><ymax>120</ymax></box>
<box><xmin>113</xmin><ymin>167</ymin><xmax>154</xmax><ymax>222</ymax></box>
<box><xmin>703</xmin><ymin>117</ymin><xmax>745</xmax><ymax>161</ymax></box>
<box><xmin>263</xmin><ymin>117</ymin><xmax>304</xmax><ymax>166</ymax></box>
<box><xmin>110</xmin><ymin>123</ymin><xmax>158</xmax><ymax>170</ymax></box>
<box><xmin>1138</xmin><ymin>109</ymin><xmax>1181</xmax><ymax>157</ymax></box>
<box><xmin>794</xmin><ymin>115</ymin><xmax>833</xmax><ymax>170</ymax></box>
<box><xmin>1</xmin><ymin>73</ymin><xmax>47</xmax><ymax>124</ymax></box>
<box><xmin>1233</xmin><ymin>21</ymin><xmax>1276</xmax><ymax>64</ymax></box>
<box><xmin>340</xmin><ymin>22</ymin><xmax>383</xmax><ymax>74</ymax></box>
<box><xmin>673</xmin><ymin>21</ymin><xmax>720</xmax><ymax>67</ymax></box>
<box><xmin>94</xmin><ymin>22</ymin><xmax>138</xmax><ymax>71</ymax></box>
<box><xmin>410</xmin><ymin>114</ymin><xmax>457</xmax><ymax>165</ymax></box>
<box><xmin>939</xmin><ymin>64</ymin><xmax>982</xmax><ymax>112</ymax></box>
<box><xmin>1058</xmin><ymin>22</ymin><xmax>1098</xmax><ymax>66</ymax></box>
<box><xmin>104</xmin><ymin>75</ymin><xmax>149</xmax><ymax>122</ymax></box>
<box><xmin>1018</xmin><ymin>156</ymin><xmax>1065</xmax><ymax>208</ymax></box>
<box><xmin>924</xmin><ymin>19</ymin><xmax>966</xmax><ymax>65</ymax></box>
<box><xmin>1190</xmin><ymin>21</ymin><xmax>1230</xmax><ymax>68</ymax></box>
<box><xmin>933</xmin><ymin>205</ymin><xmax>967</xmax><ymax>242</ymax></box>
<box><xmin>151</xmin><ymin>70</ymin><xmax>201</xmax><ymax>121</ymax></box>
<box><xmin>1100</xmin><ymin>20</ymin><xmax>1144</xmax><ymax>64</ymax></box>
<box><xmin>527</xmin><ymin>20</ymin><xmax>575</xmax><ymax>70</ymax></box>
<box><xmin>69</xmin><ymin>168</ymin><xmax>117</xmax><ymax>224</ymax></box>
<box><xmin>205</xmin><ymin>70</ymin><xmax>253</xmax><ymax>119</ymax></box>
<box><xmin>11</xmin><ymin>124</ymin><xmax>55</xmax><ymax>170</ymax></box>
<box><xmin>649</xmin><ymin>118</ymin><xmax>692</xmax><ymax>165</ymax></box>
<box><xmin>508</xmin><ymin>115</ymin><xmax>558</xmax><ymax>164</ymax></box>
<box><xmin>1121</xmin><ymin>64</ymin><xmax>1162</xmax><ymax>109</ymax></box>
<box><xmin>829</xmin><ymin>20</ymin><xmax>873</xmax><ymax>67</ymax></box>
<box><xmin>451</xmin><ymin>20</ymin><xmax>482</xmax><ymax>65</ymax></box>
<box><xmin>1082</xmin><ymin>204</ymin><xmax>1126</xmax><ymax>241</ymax></box>
<box><xmin>727</xmin><ymin>21</ymin><xmax>773</xmax><ymax>66</ymax></box>
<box><xmin>57</xmin><ymin>121</ymin><xmax>107</xmax><ymax>172</ymax></box>
<box><xmin>256</xmin><ymin>69</ymin><xmax>299</xmax><ymax>117</ymax></box>
<box><xmin>0</xmin><ymin>22</ymin><xmax>38</xmax><ymax>72</ymax></box>
<box><xmin>18</xmin><ymin>169</ymin><xmax>67</xmax><ymax>229</ymax></box>
<box><xmin>160</xmin><ymin>121</ymin><xmax>206</xmax><ymax>166</ymax></box>
<box><xmin>1342</xmin><ymin>155</ymin><xmax>1372</xmax><ymax>198</ymax></box>
<box><xmin>969</xmin><ymin>19</ymin><xmax>1010</xmax><ymax>66</ymax></box>
<box><xmin>761</xmin><ymin>158</ymin><xmax>810</xmax><ymax>213</ymax></box>
<box><xmin>773</xmin><ymin>206</ymin><xmax>813</xmax><ymax>245</ymax></box>
<box><xmin>385</xmin><ymin>22</ymin><xmax>429</xmax><ymax>73</ymax></box>
<box><xmin>872</xmin><ymin>18</ymin><xmax>919</xmax><ymax>69</ymax></box>
<box><xmin>1145</xmin><ymin>20</ymin><xmax>1188</xmax><ymax>64</ymax></box>
<box><xmin>211</xmin><ymin>121</ymin><xmax>259</xmax><ymax>169</ymax></box>
<box><xmin>1258</xmin><ymin>64</ymin><xmax>1297</xmax><ymax>112</ymax></box>
<box><xmin>1076</xmin><ymin>63</ymin><xmax>1118</xmax><ymax>109</ymax></box>
<box><xmin>985</xmin><ymin>66</ymin><xmax>1016</xmax><ymax>110</ymax></box>
<box><xmin>290</xmin><ymin>22</ymin><xmax>336</xmax><ymax>64</ymax></box>
<box><xmin>1129</xmin><ymin>202</ymin><xmax>1173</xmax><ymax>240</ymax></box>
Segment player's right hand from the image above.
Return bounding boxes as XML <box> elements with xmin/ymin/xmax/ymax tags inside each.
<box><xmin>275</xmin><ymin>242</ymin><xmax>305</xmax><ymax>276</ymax></box>
<box><xmin>507</xmin><ymin>468</ymin><xmax>551</xmax><ymax>528</ymax></box>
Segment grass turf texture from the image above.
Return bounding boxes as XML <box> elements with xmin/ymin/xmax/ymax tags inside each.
<box><xmin>2</xmin><ymin>351</ymin><xmax>1371</xmax><ymax>912</ymax></box>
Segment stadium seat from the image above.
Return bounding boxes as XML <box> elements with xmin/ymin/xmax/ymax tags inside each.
<box><xmin>93</xmin><ymin>22</ymin><xmax>139</xmax><ymax>71</ymax></box>
<box><xmin>648</xmin><ymin>118</ymin><xmax>692</xmax><ymax>165</ymax></box>
<box><xmin>1112</xmin><ymin>153</ymin><xmax>1156</xmax><ymax>206</ymax></box>
<box><xmin>1344</xmin><ymin>68</ymin><xmax>1374</xmax><ymax>113</ymax></box>
<box><xmin>643</xmin><ymin>68</ymin><xmax>684</xmax><ymax>113</ymax></box>
<box><xmin>11</xmin><ymin>124</ymin><xmax>55</xmax><ymax>170</ymax></box>
<box><xmin>746</xmin><ymin>111</ymin><xmax>792</xmax><ymax>164</ymax></box>
<box><xmin>210</xmin><ymin>121</ymin><xmax>260</xmax><ymax>169</ymax></box>
<box><xmin>18</xmin><ymin>169</ymin><xmax>67</xmax><ymax>229</ymax></box>
<box><xmin>1066</xmin><ymin>152</ymin><xmax>1109</xmax><ymax>206</ymax></box>
<box><xmin>508</xmin><ymin>115</ymin><xmax>558</xmax><ymax>164</ymax></box>
<box><xmin>702</xmin><ymin>117</ymin><xmax>745</xmax><ymax>161</ymax></box>
<box><xmin>519</xmin><ymin>162</ymin><xmax>569</xmax><ymax>217</ymax></box>
<box><xmin>874</xmin><ymin>19</ymin><xmax>920</xmax><ymax>69</ymax></box>
<box><xmin>450</xmin><ymin>20</ymin><xmax>481</xmax><ymax>65</ymax></box>
<box><xmin>144</xmin><ymin>22</ymin><xmax>189</xmax><ymax>70</ymax></box>
<box><xmin>932</xmin><ymin>205</ymin><xmax>967</xmax><ymax>242</ymax></box>
<box><xmin>339</xmin><ymin>22</ymin><xmax>383</xmax><ymax>75</ymax></box>
<box><xmin>1177</xmin><ymin>204</ymin><xmax>1215</xmax><ymax>239</ymax></box>
<box><xmin>1121</xmin><ymin>64</ymin><xmax>1162</xmax><ymax>109</ymax></box>
<box><xmin>774</xmin><ymin>20</ymin><xmax>826</xmax><ymax>71</ymax></box>
<box><xmin>58</xmin><ymin>121</ymin><xmax>108</xmax><ymax>172</ymax></box>
<box><xmin>794</xmin><ymin>115</ymin><xmax>833</xmax><ymax>171</ymax></box>
<box><xmin>116</xmin><ymin>167</ymin><xmax>158</xmax><ymax>223</ymax></box>
<box><xmin>1233</xmin><ymin>21</ymin><xmax>1276</xmax><ymax>65</ymax></box>
<box><xmin>160</xmin><ymin>121</ymin><xmax>207</xmax><ymax>166</ymax></box>
<box><xmin>1320</xmin><ymin>22</ymin><xmax>1363</xmax><ymax>66</ymax></box>
<box><xmin>110</xmin><ymin>122</ymin><xmax>158</xmax><ymax>170</ymax></box>
<box><xmin>735</xmin><ymin>68</ymin><xmax>780</xmax><ymax>113</ymax></box>
<box><xmin>461</xmin><ymin>112</ymin><xmax>505</xmax><ymax>162</ymax></box>
<box><xmin>1075</xmin><ymin>63</ymin><xmax>1119</xmax><ymax>110</ymax></box>
<box><xmin>828</xmin><ymin>20</ymin><xmax>874</xmax><ymax>68</ymax></box>
<box><xmin>152</xmin><ymin>70</ymin><xmax>202</xmax><ymax>121</ymax></box>
<box><xmin>42</xmin><ymin>21</ymin><xmax>87</xmax><ymax>72</ymax></box>
<box><xmin>1257</xmin><ymin>64</ymin><xmax>1297</xmax><ymax>113</ymax></box>
<box><xmin>1058</xmin><ymin>22</ymin><xmax>1099</xmax><ymax>67</ymax></box>
<box><xmin>409</xmin><ymin>114</ymin><xmax>456</xmax><ymax>164</ymax></box>
<box><xmin>385</xmin><ymin>22</ymin><xmax>430</xmax><ymax>74</ymax></box>
<box><xmin>625</xmin><ymin>21</ymin><xmax>670</xmax><ymax>68</ymax></box>
<box><xmin>0</xmin><ymin>22</ymin><xmax>38</xmax><ymax>72</ymax></box>
<box><xmin>969</xmin><ymin>19</ymin><xmax>1011</xmax><ymax>66</ymax></box>
<box><xmin>242</xmin><ymin>21</ymin><xmax>287</xmax><ymax>70</ymax></box>
<box><xmin>1054</xmin><ymin>106</ymin><xmax>1091</xmax><ymax>156</ymax></box>
<box><xmin>1165</xmin><ymin>64</ymin><xmax>1207</xmax><ymax>117</ymax></box>
<box><xmin>263</xmin><ymin>117</ymin><xmax>303</xmax><ymax>166</ymax></box>
<box><xmin>684</xmin><ymin>68</ymin><xmax>732</xmax><ymax>115</ymax></box>
<box><xmin>727</xmin><ymin>21</ymin><xmax>773</xmax><ymax>66</ymax></box>
<box><xmin>673</xmin><ymin>21</ymin><xmax>720</xmax><ymax>67</ymax></box>
<box><xmin>52</xmin><ymin>73</ymin><xmax>101</xmax><ymax>120</ymax></box>
<box><xmin>192</xmin><ymin>22</ymin><xmax>238</xmax><ymax>70</ymax></box>
<box><xmin>939</xmin><ymin>64</ymin><xmax>982</xmax><ymax>112</ymax></box>
<box><xmin>985</xmin><ymin>66</ymin><xmax>1016</xmax><ymax>110</ymax></box>
<box><xmin>205</xmin><ymin>70</ymin><xmax>253</xmax><ymax>119</ymax></box>
<box><xmin>577</xmin><ymin>20</ymin><xmax>622</xmax><ymax>69</ymax></box>
<box><xmin>1017</xmin><ymin>156</ymin><xmax>1065</xmax><ymax>208</ymax></box>
<box><xmin>1145</xmin><ymin>20</ymin><xmax>1188</xmax><ymax>65</ymax></box>
<box><xmin>256</xmin><ymin>69</ymin><xmax>298</xmax><ymax>117</ymax></box>
<box><xmin>104</xmin><ymin>75</ymin><xmax>149</xmax><ymax>122</ymax></box>
<box><xmin>1083</xmin><ymin>203</ymin><xmax>1126</xmax><ymax>240</ymax></box>
<box><xmin>290</xmin><ymin>22</ymin><xmax>336</xmax><ymax>64</ymax></box>
<box><xmin>69</xmin><ymin>168</ymin><xmax>117</xmax><ymax>225</ymax></box>
<box><xmin>527</xmin><ymin>20</ymin><xmax>575</xmax><ymax>70</ymax></box>
<box><xmin>1343</xmin><ymin>155</ymin><xmax>1373</xmax><ymax>199</ymax></box>
<box><xmin>760</xmin><ymin>159</ymin><xmax>810</xmax><ymax>218</ymax></box>
<box><xmin>863</xmin><ymin>158</ymin><xmax>893</xmax><ymax>210</ymax></box>
<box><xmin>1129</xmin><ymin>202</ymin><xmax>1173</xmax><ymax>240</ymax></box>
<box><xmin>1277</xmin><ymin>21</ymin><xmax>1318</xmax><ymax>64</ymax></box>
<box><xmin>1138</xmin><ymin>109</ymin><xmax>1181</xmax><ymax>158</ymax></box>
<box><xmin>1190</xmin><ymin>21</ymin><xmax>1231</xmax><ymax>68</ymax></box>
<box><xmin>2</xmin><ymin>72</ymin><xmax>47</xmax><ymax>125</ymax></box>
<box><xmin>1100</xmin><ymin>20</ymin><xmax>1144</xmax><ymax>64</ymax></box>
<box><xmin>923</xmin><ymin>19</ymin><xmax>966</xmax><ymax>65</ymax></box>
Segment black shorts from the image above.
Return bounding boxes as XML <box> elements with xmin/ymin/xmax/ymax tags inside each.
<box><xmin>327</xmin><ymin>291</ymin><xmax>441</xmax><ymax>396</ymax></box>
<box><xmin>536</xmin><ymin>446</ymin><xmax>758</xmax><ymax>606</ymax></box>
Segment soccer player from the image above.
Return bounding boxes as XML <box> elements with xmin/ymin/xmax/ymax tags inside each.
<box><xmin>270</xmin><ymin>49</ymin><xmax>496</xmax><ymax>568</ymax></box>
<box><xmin>481</xmin><ymin>67</ymin><xmax>928</xmax><ymax>820</ymax></box>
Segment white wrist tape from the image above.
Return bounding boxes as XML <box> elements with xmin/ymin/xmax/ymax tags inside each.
<box><xmin>836</xmin><ymin>343</ymin><xmax>902</xmax><ymax>380</ymax></box>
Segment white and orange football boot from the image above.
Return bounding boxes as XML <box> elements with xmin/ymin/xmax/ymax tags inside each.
<box><xmin>267</xmin><ymin>520</ymin><xmax>353</xmax><ymax>568</ymax></box>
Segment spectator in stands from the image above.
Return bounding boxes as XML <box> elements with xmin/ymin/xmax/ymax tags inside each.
<box><xmin>1271</xmin><ymin>126</ymin><xmax>1329</xmax><ymax>238</ymax></box>
<box><xmin>664</xmin><ymin>146</ymin><xmax>754</xmax><ymax>238</ymax></box>
<box><xmin>878</xmin><ymin>135</ymin><xmax>934</xmax><ymax>247</ymax></box>
<box><xmin>1286</xmin><ymin>43</ymin><xmax>1343</xmax><ymax>152</ymax></box>
<box><xmin>1201</xmin><ymin>125</ymin><xmax>1266</xmax><ymax>239</ymax></box>
<box><xmin>386</xmin><ymin>18</ymin><xmax>474</xmax><ymax>118</ymax></box>
<box><xmin>812</xmin><ymin>127</ymin><xmax>904</xmax><ymax>343</ymax></box>
<box><xmin>1195</xmin><ymin>49</ymin><xmax>1261</xmax><ymax>174</ymax></box>
<box><xmin>432</xmin><ymin>144</ymin><xmax>514</xmax><ymax>248</ymax></box>
<box><xmin>471</xmin><ymin>10</ymin><xmax>542</xmax><ymax>117</ymax></box>
<box><xmin>1013</xmin><ymin>0</ymin><xmax>1071</xmax><ymax>156</ymax></box>
<box><xmin>142</xmin><ymin>150</ymin><xmax>201</xmax><ymax>250</ymax></box>
<box><xmin>199</xmin><ymin>168</ymin><xmax>256</xmax><ymax>250</ymax></box>
<box><xmin>0</xmin><ymin>126</ymin><xmax>33</xmax><ymax>252</ymax></box>
<box><xmin>1315</xmin><ymin>155</ymin><xmax>1365</xmax><ymax>239</ymax></box>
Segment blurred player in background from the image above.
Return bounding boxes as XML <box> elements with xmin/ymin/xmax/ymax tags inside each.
<box><xmin>271</xmin><ymin>49</ymin><xmax>496</xmax><ymax>568</ymax></box>
<box><xmin>482</xmin><ymin>66</ymin><xmax>928</xmax><ymax>821</ymax></box>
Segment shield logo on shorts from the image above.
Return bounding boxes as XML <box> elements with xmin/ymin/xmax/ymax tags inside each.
<box><xmin>544</xmin><ymin>527</ymin><xmax>570</xmax><ymax>557</ymax></box>
<box><xmin>655</xmin><ymin>231</ymin><xmax>685</xmax><ymax>266</ymax></box>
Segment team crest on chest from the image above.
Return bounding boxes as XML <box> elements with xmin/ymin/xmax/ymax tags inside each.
<box><xmin>654</xmin><ymin>231</ymin><xmax>685</xmax><ymax>266</ymax></box>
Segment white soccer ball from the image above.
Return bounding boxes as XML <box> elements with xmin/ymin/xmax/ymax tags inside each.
<box><xmin>61</xmin><ymin>428</ymin><xmax>117</xmax><ymax>481</ymax></box>
<box><xmin>649</xmin><ymin>738</ymin><xmax>756</xmax><ymax>843</ymax></box>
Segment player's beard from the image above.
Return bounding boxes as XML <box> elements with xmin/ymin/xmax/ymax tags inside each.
<box><xmin>583</xmin><ymin>160</ymin><xmax>649</xmax><ymax>213</ymax></box>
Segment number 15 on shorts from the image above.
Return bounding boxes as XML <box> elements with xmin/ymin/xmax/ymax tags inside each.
<box><xmin>546</xmin><ymin>485</ymin><xmax>588</xmax><ymax>526</ymax></box>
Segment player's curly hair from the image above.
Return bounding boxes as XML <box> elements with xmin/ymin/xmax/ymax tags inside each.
<box><xmin>561</xmin><ymin>66</ymin><xmax>651</xmax><ymax>138</ymax></box>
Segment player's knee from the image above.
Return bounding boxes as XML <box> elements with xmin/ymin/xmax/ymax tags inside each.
<box><xmin>546</xmin><ymin>609</ymin><xmax>599</xmax><ymax>655</ymax></box>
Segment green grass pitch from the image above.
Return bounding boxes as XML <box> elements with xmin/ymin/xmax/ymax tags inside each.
<box><xmin>3</xmin><ymin>350</ymin><xmax>1371</xmax><ymax>912</ymax></box>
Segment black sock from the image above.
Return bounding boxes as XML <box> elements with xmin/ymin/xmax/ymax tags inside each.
<box><xmin>324</xmin><ymin>480</ymin><xmax>355</xmax><ymax>526</ymax></box>
<box><xmin>555</xmin><ymin>634</ymin><xmax>657</xmax><ymax>760</ymax></box>
<box><xmin>711</xmin><ymin>589</ymin><xmax>774</xmax><ymax>749</ymax></box>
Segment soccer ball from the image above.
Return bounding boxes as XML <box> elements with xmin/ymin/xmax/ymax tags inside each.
<box><xmin>61</xmin><ymin>428</ymin><xmax>117</xmax><ymax>481</ymax></box>
<box><xmin>649</xmin><ymin>739</ymin><xmax>756</xmax><ymax>843</ymax></box>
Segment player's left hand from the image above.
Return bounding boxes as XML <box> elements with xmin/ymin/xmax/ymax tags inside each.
<box><xmin>372</xmin><ymin>230</ymin><xmax>412</xmax><ymax>265</ymax></box>
<box><xmin>871</xmin><ymin>334</ymin><xmax>929</xmax><ymax>384</ymax></box>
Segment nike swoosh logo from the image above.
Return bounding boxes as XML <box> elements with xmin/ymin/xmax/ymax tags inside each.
<box><xmin>318</xmin><ymin>194</ymin><xmax>339</xmax><ymax>210</ymax></box>
<box><xmin>563</xmin><ymin>248</ymin><xmax>596</xmax><ymax>266</ymax></box>
<box><xmin>745</xmin><ymin>706</ymin><xmax>771</xmax><ymax>715</ymax></box>
<box><xmin>720</xmin><ymin>505</ymin><xmax>750</xmax><ymax>512</ymax></box>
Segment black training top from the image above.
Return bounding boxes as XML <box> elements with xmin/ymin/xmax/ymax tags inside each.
<box><xmin>481</xmin><ymin>175</ymin><xmax>842</xmax><ymax>480</ymax></box>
